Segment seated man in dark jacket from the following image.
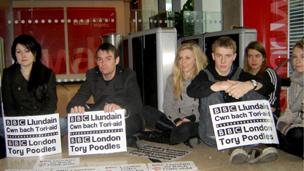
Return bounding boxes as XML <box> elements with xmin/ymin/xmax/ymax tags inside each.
<box><xmin>67</xmin><ymin>43</ymin><xmax>143</xmax><ymax>147</ymax></box>
<box><xmin>187</xmin><ymin>36</ymin><xmax>276</xmax><ymax>164</ymax></box>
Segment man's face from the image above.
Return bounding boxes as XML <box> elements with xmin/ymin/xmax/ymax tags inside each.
<box><xmin>96</xmin><ymin>50</ymin><xmax>119</xmax><ymax>80</ymax></box>
<box><xmin>212</xmin><ymin>47</ymin><xmax>237</xmax><ymax>76</ymax></box>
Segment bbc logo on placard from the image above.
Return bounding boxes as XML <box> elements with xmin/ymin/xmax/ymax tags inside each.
<box><xmin>217</xmin><ymin>126</ymin><xmax>242</xmax><ymax>136</ymax></box>
<box><xmin>71</xmin><ymin>136</ymin><xmax>90</xmax><ymax>144</ymax></box>
<box><xmin>70</xmin><ymin>115</ymin><xmax>89</xmax><ymax>123</ymax></box>
<box><xmin>213</xmin><ymin>105</ymin><xmax>237</xmax><ymax>114</ymax></box>
<box><xmin>7</xmin><ymin>140</ymin><xmax>27</xmax><ymax>146</ymax></box>
<box><xmin>6</xmin><ymin>119</ymin><xmax>26</xmax><ymax>126</ymax></box>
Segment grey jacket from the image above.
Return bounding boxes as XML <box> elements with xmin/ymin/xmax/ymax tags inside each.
<box><xmin>277</xmin><ymin>71</ymin><xmax>304</xmax><ymax>135</ymax></box>
<box><xmin>67</xmin><ymin>66</ymin><xmax>142</xmax><ymax>116</ymax></box>
<box><xmin>163</xmin><ymin>75</ymin><xmax>199</xmax><ymax>122</ymax></box>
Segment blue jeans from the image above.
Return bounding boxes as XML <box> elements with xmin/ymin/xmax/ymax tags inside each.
<box><xmin>0</xmin><ymin>116</ymin><xmax>68</xmax><ymax>138</ymax></box>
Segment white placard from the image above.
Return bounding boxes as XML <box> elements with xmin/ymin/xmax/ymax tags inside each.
<box><xmin>68</xmin><ymin>109</ymin><xmax>126</xmax><ymax>156</ymax></box>
<box><xmin>33</xmin><ymin>158</ymin><xmax>80</xmax><ymax>169</ymax></box>
<box><xmin>210</xmin><ymin>100</ymin><xmax>279</xmax><ymax>150</ymax></box>
<box><xmin>4</xmin><ymin>113</ymin><xmax>62</xmax><ymax>157</ymax></box>
<box><xmin>148</xmin><ymin>161</ymin><xmax>198</xmax><ymax>171</ymax></box>
<box><xmin>51</xmin><ymin>163</ymin><xmax>148</xmax><ymax>171</ymax></box>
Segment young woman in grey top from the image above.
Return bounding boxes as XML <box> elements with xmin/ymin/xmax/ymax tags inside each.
<box><xmin>140</xmin><ymin>42</ymin><xmax>208</xmax><ymax>145</ymax></box>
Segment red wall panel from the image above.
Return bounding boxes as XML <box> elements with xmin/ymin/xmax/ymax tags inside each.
<box><xmin>243</xmin><ymin>0</ymin><xmax>288</xmax><ymax>111</ymax></box>
<box><xmin>13</xmin><ymin>8</ymin><xmax>66</xmax><ymax>74</ymax></box>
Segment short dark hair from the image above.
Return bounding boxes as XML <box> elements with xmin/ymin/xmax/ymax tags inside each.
<box><xmin>96</xmin><ymin>42</ymin><xmax>118</xmax><ymax>58</ymax></box>
<box><xmin>11</xmin><ymin>34</ymin><xmax>42</xmax><ymax>63</ymax></box>
<box><xmin>212</xmin><ymin>36</ymin><xmax>237</xmax><ymax>53</ymax></box>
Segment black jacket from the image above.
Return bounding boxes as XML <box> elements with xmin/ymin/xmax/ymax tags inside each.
<box><xmin>2</xmin><ymin>64</ymin><xmax>57</xmax><ymax>116</ymax></box>
<box><xmin>187</xmin><ymin>64</ymin><xmax>274</xmax><ymax>102</ymax></box>
<box><xmin>67</xmin><ymin>66</ymin><xmax>142</xmax><ymax>116</ymax></box>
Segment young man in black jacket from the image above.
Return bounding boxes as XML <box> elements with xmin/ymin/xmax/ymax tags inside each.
<box><xmin>67</xmin><ymin>43</ymin><xmax>143</xmax><ymax>147</ymax></box>
<box><xmin>187</xmin><ymin>36</ymin><xmax>277</xmax><ymax>164</ymax></box>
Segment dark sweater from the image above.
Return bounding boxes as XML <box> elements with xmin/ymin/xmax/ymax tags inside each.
<box><xmin>67</xmin><ymin>66</ymin><xmax>142</xmax><ymax>116</ymax></box>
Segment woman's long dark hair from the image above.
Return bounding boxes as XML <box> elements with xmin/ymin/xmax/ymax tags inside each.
<box><xmin>244</xmin><ymin>41</ymin><xmax>268</xmax><ymax>76</ymax></box>
<box><xmin>11</xmin><ymin>34</ymin><xmax>51</xmax><ymax>99</ymax></box>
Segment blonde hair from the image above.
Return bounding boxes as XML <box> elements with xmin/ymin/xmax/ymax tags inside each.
<box><xmin>172</xmin><ymin>43</ymin><xmax>208</xmax><ymax>99</ymax></box>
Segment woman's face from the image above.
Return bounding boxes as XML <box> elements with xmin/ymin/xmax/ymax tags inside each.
<box><xmin>247</xmin><ymin>49</ymin><xmax>264</xmax><ymax>74</ymax></box>
<box><xmin>15</xmin><ymin>43</ymin><xmax>35</xmax><ymax>68</ymax></box>
<box><xmin>178</xmin><ymin>49</ymin><xmax>196</xmax><ymax>77</ymax></box>
<box><xmin>292</xmin><ymin>46</ymin><xmax>304</xmax><ymax>73</ymax></box>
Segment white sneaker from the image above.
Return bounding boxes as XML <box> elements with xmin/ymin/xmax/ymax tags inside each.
<box><xmin>230</xmin><ymin>148</ymin><xmax>249</xmax><ymax>164</ymax></box>
<box><xmin>248</xmin><ymin>147</ymin><xmax>278</xmax><ymax>164</ymax></box>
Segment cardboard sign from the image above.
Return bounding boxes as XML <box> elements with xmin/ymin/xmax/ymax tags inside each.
<box><xmin>51</xmin><ymin>163</ymin><xmax>148</xmax><ymax>171</ymax></box>
<box><xmin>4</xmin><ymin>113</ymin><xmax>62</xmax><ymax>157</ymax></box>
<box><xmin>210</xmin><ymin>100</ymin><xmax>279</xmax><ymax>150</ymax></box>
<box><xmin>33</xmin><ymin>158</ymin><xmax>80</xmax><ymax>170</ymax></box>
<box><xmin>148</xmin><ymin>161</ymin><xmax>198</xmax><ymax>171</ymax></box>
<box><xmin>68</xmin><ymin>109</ymin><xmax>126</xmax><ymax>156</ymax></box>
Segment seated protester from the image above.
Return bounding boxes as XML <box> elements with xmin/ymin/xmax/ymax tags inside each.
<box><xmin>187</xmin><ymin>36</ymin><xmax>276</xmax><ymax>164</ymax></box>
<box><xmin>67</xmin><ymin>42</ymin><xmax>143</xmax><ymax>147</ymax></box>
<box><xmin>1</xmin><ymin>34</ymin><xmax>67</xmax><ymax>139</ymax></box>
<box><xmin>277</xmin><ymin>39</ymin><xmax>304</xmax><ymax>159</ymax></box>
<box><xmin>140</xmin><ymin>43</ymin><xmax>208</xmax><ymax>145</ymax></box>
<box><xmin>244</xmin><ymin>41</ymin><xmax>281</xmax><ymax>120</ymax></box>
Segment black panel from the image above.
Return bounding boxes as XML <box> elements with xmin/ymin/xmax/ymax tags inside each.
<box><xmin>132</xmin><ymin>37</ymin><xmax>144</xmax><ymax>102</ymax></box>
<box><xmin>143</xmin><ymin>34</ymin><xmax>158</xmax><ymax>108</ymax></box>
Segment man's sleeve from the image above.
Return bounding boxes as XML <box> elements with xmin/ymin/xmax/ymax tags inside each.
<box><xmin>187</xmin><ymin>70</ymin><xmax>214</xmax><ymax>98</ymax></box>
<box><xmin>66</xmin><ymin>72</ymin><xmax>93</xmax><ymax>113</ymax></box>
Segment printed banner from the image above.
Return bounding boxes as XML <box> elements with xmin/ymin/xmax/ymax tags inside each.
<box><xmin>4</xmin><ymin>113</ymin><xmax>62</xmax><ymax>157</ymax></box>
<box><xmin>68</xmin><ymin>109</ymin><xmax>126</xmax><ymax>156</ymax></box>
<box><xmin>210</xmin><ymin>100</ymin><xmax>279</xmax><ymax>150</ymax></box>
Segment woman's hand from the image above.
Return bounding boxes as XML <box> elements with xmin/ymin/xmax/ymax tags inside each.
<box><xmin>176</xmin><ymin>118</ymin><xmax>191</xmax><ymax>127</ymax></box>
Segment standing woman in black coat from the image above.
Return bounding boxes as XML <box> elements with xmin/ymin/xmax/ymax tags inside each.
<box><xmin>0</xmin><ymin>34</ymin><xmax>67</xmax><ymax>139</ymax></box>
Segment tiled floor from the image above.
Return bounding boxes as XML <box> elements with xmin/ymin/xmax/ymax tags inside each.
<box><xmin>0</xmin><ymin>138</ymin><xmax>303</xmax><ymax>170</ymax></box>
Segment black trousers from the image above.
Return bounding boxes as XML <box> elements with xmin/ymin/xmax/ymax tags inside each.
<box><xmin>125</xmin><ymin>113</ymin><xmax>144</xmax><ymax>138</ymax></box>
<box><xmin>141</xmin><ymin>105</ymin><xmax>198</xmax><ymax>144</ymax></box>
<box><xmin>278</xmin><ymin>127</ymin><xmax>304</xmax><ymax>159</ymax></box>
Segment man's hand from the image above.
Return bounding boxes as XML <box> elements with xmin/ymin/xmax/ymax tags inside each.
<box><xmin>70</xmin><ymin>106</ymin><xmax>85</xmax><ymax>114</ymax></box>
<box><xmin>210</xmin><ymin>80</ymin><xmax>235</xmax><ymax>92</ymax></box>
<box><xmin>225</xmin><ymin>80</ymin><xmax>253</xmax><ymax>99</ymax></box>
<box><xmin>104</xmin><ymin>103</ymin><xmax>122</xmax><ymax>113</ymax></box>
